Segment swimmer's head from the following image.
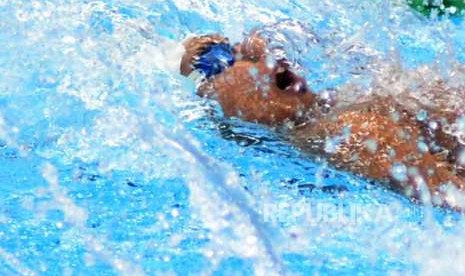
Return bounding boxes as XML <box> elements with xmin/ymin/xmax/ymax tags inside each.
<box><xmin>180</xmin><ymin>33</ymin><xmax>316</xmax><ymax>125</ymax></box>
<box><xmin>180</xmin><ymin>33</ymin><xmax>268</xmax><ymax>77</ymax></box>
<box><xmin>211</xmin><ymin>56</ymin><xmax>316</xmax><ymax>125</ymax></box>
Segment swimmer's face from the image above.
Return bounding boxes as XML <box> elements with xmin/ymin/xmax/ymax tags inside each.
<box><xmin>210</xmin><ymin>56</ymin><xmax>315</xmax><ymax>125</ymax></box>
<box><xmin>181</xmin><ymin>34</ymin><xmax>316</xmax><ymax>125</ymax></box>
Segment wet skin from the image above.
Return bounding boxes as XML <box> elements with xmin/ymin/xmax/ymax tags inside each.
<box><xmin>180</xmin><ymin>33</ymin><xmax>465</xmax><ymax>210</ymax></box>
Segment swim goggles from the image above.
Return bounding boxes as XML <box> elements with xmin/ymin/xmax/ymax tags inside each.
<box><xmin>192</xmin><ymin>42</ymin><xmax>235</xmax><ymax>79</ymax></box>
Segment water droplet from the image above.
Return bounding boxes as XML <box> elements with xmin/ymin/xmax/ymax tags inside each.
<box><xmin>457</xmin><ymin>115</ymin><xmax>465</xmax><ymax>133</ymax></box>
<box><xmin>265</xmin><ymin>55</ymin><xmax>275</xmax><ymax>69</ymax></box>
<box><xmin>388</xmin><ymin>148</ymin><xmax>396</xmax><ymax>158</ymax></box>
<box><xmin>325</xmin><ymin>136</ymin><xmax>341</xmax><ymax>154</ymax></box>
<box><xmin>391</xmin><ymin>163</ymin><xmax>408</xmax><ymax>182</ymax></box>
<box><xmin>171</xmin><ymin>208</ymin><xmax>180</xmax><ymax>218</ymax></box>
<box><xmin>458</xmin><ymin>149</ymin><xmax>465</xmax><ymax>166</ymax></box>
<box><xmin>248</xmin><ymin>67</ymin><xmax>259</xmax><ymax>78</ymax></box>
<box><xmin>428</xmin><ymin>121</ymin><xmax>438</xmax><ymax>130</ymax></box>
<box><xmin>408</xmin><ymin>166</ymin><xmax>420</xmax><ymax>177</ymax></box>
<box><xmin>16</xmin><ymin>10</ymin><xmax>29</xmax><ymax>22</ymax></box>
<box><xmin>416</xmin><ymin>109</ymin><xmax>428</xmax><ymax>121</ymax></box>
<box><xmin>364</xmin><ymin>139</ymin><xmax>378</xmax><ymax>153</ymax></box>
<box><xmin>390</xmin><ymin>111</ymin><xmax>400</xmax><ymax>122</ymax></box>
<box><xmin>417</xmin><ymin>141</ymin><xmax>429</xmax><ymax>153</ymax></box>
<box><xmin>342</xmin><ymin>126</ymin><xmax>352</xmax><ymax>140</ymax></box>
<box><xmin>442</xmin><ymin>124</ymin><xmax>452</xmax><ymax>134</ymax></box>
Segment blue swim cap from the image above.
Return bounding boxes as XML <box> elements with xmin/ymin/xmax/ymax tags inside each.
<box><xmin>193</xmin><ymin>43</ymin><xmax>235</xmax><ymax>78</ymax></box>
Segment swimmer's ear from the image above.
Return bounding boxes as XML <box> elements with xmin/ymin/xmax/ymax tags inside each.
<box><xmin>180</xmin><ymin>34</ymin><xmax>230</xmax><ymax>76</ymax></box>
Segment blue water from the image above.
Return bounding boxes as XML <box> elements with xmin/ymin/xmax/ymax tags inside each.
<box><xmin>1</xmin><ymin>0</ymin><xmax>465</xmax><ymax>275</ymax></box>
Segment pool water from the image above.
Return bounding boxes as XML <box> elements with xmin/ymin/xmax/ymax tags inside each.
<box><xmin>1</xmin><ymin>0</ymin><xmax>465</xmax><ymax>275</ymax></box>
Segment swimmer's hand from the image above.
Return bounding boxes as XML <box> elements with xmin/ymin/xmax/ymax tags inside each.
<box><xmin>180</xmin><ymin>34</ymin><xmax>230</xmax><ymax>76</ymax></box>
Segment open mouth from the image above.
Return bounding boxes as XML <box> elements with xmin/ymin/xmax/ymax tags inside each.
<box><xmin>275</xmin><ymin>67</ymin><xmax>307</xmax><ymax>93</ymax></box>
<box><xmin>275</xmin><ymin>69</ymin><xmax>294</xmax><ymax>89</ymax></box>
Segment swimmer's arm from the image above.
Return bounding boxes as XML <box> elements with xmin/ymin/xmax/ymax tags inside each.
<box><xmin>292</xmin><ymin>109</ymin><xmax>465</xmax><ymax>210</ymax></box>
<box><xmin>416</xmin><ymin>156</ymin><xmax>465</xmax><ymax>210</ymax></box>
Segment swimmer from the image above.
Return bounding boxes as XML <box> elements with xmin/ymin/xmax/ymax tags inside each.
<box><xmin>408</xmin><ymin>0</ymin><xmax>465</xmax><ymax>17</ymax></box>
<box><xmin>179</xmin><ymin>29</ymin><xmax>465</xmax><ymax>210</ymax></box>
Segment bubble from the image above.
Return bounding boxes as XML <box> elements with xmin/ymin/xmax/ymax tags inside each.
<box><xmin>15</xmin><ymin>10</ymin><xmax>29</xmax><ymax>22</ymax></box>
<box><xmin>249</xmin><ymin>67</ymin><xmax>259</xmax><ymax>78</ymax></box>
<box><xmin>388</xmin><ymin>148</ymin><xmax>396</xmax><ymax>158</ymax></box>
<box><xmin>397</xmin><ymin>129</ymin><xmax>409</xmax><ymax>140</ymax></box>
<box><xmin>62</xmin><ymin>36</ymin><xmax>76</xmax><ymax>44</ymax></box>
<box><xmin>171</xmin><ymin>208</ymin><xmax>180</xmax><ymax>218</ymax></box>
<box><xmin>364</xmin><ymin>139</ymin><xmax>378</xmax><ymax>153</ymax></box>
<box><xmin>342</xmin><ymin>126</ymin><xmax>352</xmax><ymax>140</ymax></box>
<box><xmin>261</xmin><ymin>74</ymin><xmax>271</xmax><ymax>85</ymax></box>
<box><xmin>416</xmin><ymin>109</ymin><xmax>428</xmax><ymax>122</ymax></box>
<box><xmin>459</xmin><ymin>134</ymin><xmax>465</xmax><ymax>145</ymax></box>
<box><xmin>408</xmin><ymin>166</ymin><xmax>420</xmax><ymax>177</ymax></box>
<box><xmin>265</xmin><ymin>55</ymin><xmax>276</xmax><ymax>69</ymax></box>
<box><xmin>442</xmin><ymin>124</ymin><xmax>452</xmax><ymax>134</ymax></box>
<box><xmin>417</xmin><ymin>141</ymin><xmax>429</xmax><ymax>153</ymax></box>
<box><xmin>458</xmin><ymin>149</ymin><xmax>465</xmax><ymax>166</ymax></box>
<box><xmin>324</xmin><ymin>136</ymin><xmax>341</xmax><ymax>154</ymax></box>
<box><xmin>390</xmin><ymin>111</ymin><xmax>400</xmax><ymax>122</ymax></box>
<box><xmin>350</xmin><ymin>153</ymin><xmax>360</xmax><ymax>161</ymax></box>
<box><xmin>391</xmin><ymin>163</ymin><xmax>408</xmax><ymax>182</ymax></box>
<box><xmin>428</xmin><ymin>121</ymin><xmax>438</xmax><ymax>130</ymax></box>
<box><xmin>456</xmin><ymin>115</ymin><xmax>465</xmax><ymax>133</ymax></box>
<box><xmin>320</xmin><ymin>90</ymin><xmax>331</xmax><ymax>100</ymax></box>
